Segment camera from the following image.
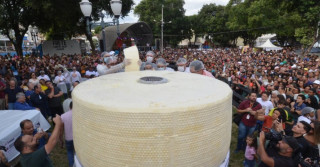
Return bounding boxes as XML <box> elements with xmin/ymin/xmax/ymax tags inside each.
<box><xmin>265</xmin><ymin>129</ymin><xmax>282</xmax><ymax>142</ymax></box>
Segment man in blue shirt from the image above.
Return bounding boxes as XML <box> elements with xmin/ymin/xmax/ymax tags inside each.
<box><xmin>14</xmin><ymin>92</ymin><xmax>37</xmax><ymax>110</ymax></box>
<box><xmin>291</xmin><ymin>94</ymin><xmax>307</xmax><ymax>123</ymax></box>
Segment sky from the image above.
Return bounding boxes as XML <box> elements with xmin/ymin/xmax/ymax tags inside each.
<box><xmin>104</xmin><ymin>0</ymin><xmax>230</xmax><ymax>23</ymax></box>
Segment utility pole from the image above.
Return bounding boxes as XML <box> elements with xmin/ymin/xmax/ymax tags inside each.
<box><xmin>161</xmin><ymin>4</ymin><xmax>164</xmax><ymax>54</ymax></box>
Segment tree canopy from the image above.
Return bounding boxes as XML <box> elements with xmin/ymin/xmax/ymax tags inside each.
<box><xmin>134</xmin><ymin>0</ymin><xmax>192</xmax><ymax>47</ymax></box>
<box><xmin>0</xmin><ymin>0</ymin><xmax>134</xmax><ymax>56</ymax></box>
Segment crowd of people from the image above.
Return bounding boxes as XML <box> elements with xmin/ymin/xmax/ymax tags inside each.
<box><xmin>0</xmin><ymin>47</ymin><xmax>320</xmax><ymax>167</ymax></box>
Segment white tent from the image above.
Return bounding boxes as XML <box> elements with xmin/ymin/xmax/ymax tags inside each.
<box><xmin>256</xmin><ymin>39</ymin><xmax>282</xmax><ymax>51</ymax></box>
<box><xmin>255</xmin><ymin>34</ymin><xmax>276</xmax><ymax>46</ymax></box>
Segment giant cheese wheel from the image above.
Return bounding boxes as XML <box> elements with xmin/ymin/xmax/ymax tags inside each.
<box><xmin>72</xmin><ymin>71</ymin><xmax>232</xmax><ymax>167</ymax></box>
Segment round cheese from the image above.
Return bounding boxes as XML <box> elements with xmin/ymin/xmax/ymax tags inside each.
<box><xmin>72</xmin><ymin>71</ymin><xmax>232</xmax><ymax>167</ymax></box>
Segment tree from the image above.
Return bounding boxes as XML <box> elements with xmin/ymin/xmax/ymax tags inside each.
<box><xmin>0</xmin><ymin>0</ymin><xmax>37</xmax><ymax>56</ymax></box>
<box><xmin>226</xmin><ymin>0</ymin><xmax>261</xmax><ymax>47</ymax></box>
<box><xmin>195</xmin><ymin>4</ymin><xmax>232</xmax><ymax>47</ymax></box>
<box><xmin>291</xmin><ymin>0</ymin><xmax>320</xmax><ymax>56</ymax></box>
<box><xmin>2</xmin><ymin>0</ymin><xmax>134</xmax><ymax>56</ymax></box>
<box><xmin>134</xmin><ymin>0</ymin><xmax>192</xmax><ymax>47</ymax></box>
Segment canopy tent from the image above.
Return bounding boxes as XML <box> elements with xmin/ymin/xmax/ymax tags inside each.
<box><xmin>255</xmin><ymin>34</ymin><xmax>276</xmax><ymax>46</ymax></box>
<box><xmin>99</xmin><ymin>22</ymin><xmax>153</xmax><ymax>51</ymax></box>
<box><xmin>256</xmin><ymin>39</ymin><xmax>282</xmax><ymax>51</ymax></box>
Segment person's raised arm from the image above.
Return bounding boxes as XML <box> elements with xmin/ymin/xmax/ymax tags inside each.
<box><xmin>45</xmin><ymin>114</ymin><xmax>62</xmax><ymax>154</ymax></box>
<box><xmin>257</xmin><ymin>131</ymin><xmax>275</xmax><ymax>167</ymax></box>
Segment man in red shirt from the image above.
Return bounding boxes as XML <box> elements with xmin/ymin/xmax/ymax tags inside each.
<box><xmin>235</xmin><ymin>92</ymin><xmax>262</xmax><ymax>152</ymax></box>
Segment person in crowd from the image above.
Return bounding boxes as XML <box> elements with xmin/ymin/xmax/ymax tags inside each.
<box><xmin>14</xmin><ymin>92</ymin><xmax>37</xmax><ymax>110</ymax></box>
<box><xmin>85</xmin><ymin>66</ymin><xmax>98</xmax><ymax>78</ymax></box>
<box><xmin>301</xmin><ymin>120</ymin><xmax>320</xmax><ymax>165</ymax></box>
<box><xmin>24</xmin><ymin>82</ymin><xmax>34</xmax><ymax>105</ymax></box>
<box><xmin>39</xmin><ymin>79</ymin><xmax>48</xmax><ymax>92</ymax></box>
<box><xmin>268</xmin><ymin>100</ymin><xmax>290</xmax><ymax>123</ymax></box>
<box><xmin>37</xmin><ymin>70</ymin><xmax>50</xmax><ymax>81</ymax></box>
<box><xmin>189</xmin><ymin>60</ymin><xmax>214</xmax><ymax>78</ymax></box>
<box><xmin>277</xmin><ymin>120</ymin><xmax>314</xmax><ymax>161</ymax></box>
<box><xmin>0</xmin><ymin>79</ymin><xmax>5</xmax><ymax>110</ymax></box>
<box><xmin>156</xmin><ymin>58</ymin><xmax>174</xmax><ymax>71</ymax></box>
<box><xmin>19</xmin><ymin>119</ymin><xmax>50</xmax><ymax>149</ymax></box>
<box><xmin>31</xmin><ymin>84</ymin><xmax>50</xmax><ymax>119</ymax></box>
<box><xmin>70</xmin><ymin>81</ymin><xmax>80</xmax><ymax>94</ymax></box>
<box><xmin>70</xmin><ymin>66</ymin><xmax>82</xmax><ymax>84</ymax></box>
<box><xmin>258</xmin><ymin>131</ymin><xmax>300</xmax><ymax>167</ymax></box>
<box><xmin>291</xmin><ymin>94</ymin><xmax>307</xmax><ymax>122</ymax></box>
<box><xmin>53</xmin><ymin>71</ymin><xmax>68</xmax><ymax>99</ymax></box>
<box><xmin>305</xmin><ymin>95</ymin><xmax>319</xmax><ymax>111</ymax></box>
<box><xmin>4</xmin><ymin>79</ymin><xmax>23</xmax><ymax>109</ymax></box>
<box><xmin>14</xmin><ymin>115</ymin><xmax>62</xmax><ymax>167</ymax></box>
<box><xmin>29</xmin><ymin>72</ymin><xmax>39</xmax><ymax>86</ymax></box>
<box><xmin>255</xmin><ymin>107</ymin><xmax>286</xmax><ymax>133</ymax></box>
<box><xmin>96</xmin><ymin>56</ymin><xmax>125</xmax><ymax>75</ymax></box>
<box><xmin>144</xmin><ymin>62</ymin><xmax>155</xmax><ymax>70</ymax></box>
<box><xmin>298</xmin><ymin>107</ymin><xmax>315</xmax><ymax>124</ymax></box>
<box><xmin>244</xmin><ymin>134</ymin><xmax>257</xmax><ymax>167</ymax></box>
<box><xmin>256</xmin><ymin>92</ymin><xmax>274</xmax><ymax>115</ymax></box>
<box><xmin>176</xmin><ymin>58</ymin><xmax>190</xmax><ymax>73</ymax></box>
<box><xmin>60</xmin><ymin>102</ymin><xmax>74</xmax><ymax>167</ymax></box>
<box><xmin>235</xmin><ymin>92</ymin><xmax>262</xmax><ymax>152</ymax></box>
<box><xmin>140</xmin><ymin>51</ymin><xmax>157</xmax><ymax>71</ymax></box>
<box><xmin>45</xmin><ymin>81</ymin><xmax>63</xmax><ymax>116</ymax></box>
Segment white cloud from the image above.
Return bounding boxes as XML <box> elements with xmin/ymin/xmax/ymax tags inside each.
<box><xmin>116</xmin><ymin>0</ymin><xmax>229</xmax><ymax>23</ymax></box>
<box><xmin>184</xmin><ymin>0</ymin><xmax>229</xmax><ymax>16</ymax></box>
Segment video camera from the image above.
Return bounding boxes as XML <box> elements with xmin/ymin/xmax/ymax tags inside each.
<box><xmin>264</xmin><ymin>128</ymin><xmax>283</xmax><ymax>142</ymax></box>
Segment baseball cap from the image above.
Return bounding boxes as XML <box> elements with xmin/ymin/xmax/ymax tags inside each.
<box><xmin>282</xmin><ymin>136</ymin><xmax>301</xmax><ymax>154</ymax></box>
<box><xmin>313</xmin><ymin>80</ymin><xmax>320</xmax><ymax>85</ymax></box>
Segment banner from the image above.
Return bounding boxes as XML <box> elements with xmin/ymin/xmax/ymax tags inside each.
<box><xmin>43</xmin><ymin>40</ymin><xmax>81</xmax><ymax>56</ymax></box>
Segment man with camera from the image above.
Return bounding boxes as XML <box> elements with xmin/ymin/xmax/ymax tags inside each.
<box><xmin>258</xmin><ymin>131</ymin><xmax>300</xmax><ymax>167</ymax></box>
<box><xmin>14</xmin><ymin>114</ymin><xmax>62</xmax><ymax>167</ymax></box>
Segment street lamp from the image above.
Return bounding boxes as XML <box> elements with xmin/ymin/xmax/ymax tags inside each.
<box><xmin>28</xmin><ymin>25</ymin><xmax>39</xmax><ymax>55</ymax></box>
<box><xmin>80</xmin><ymin>0</ymin><xmax>92</xmax><ymax>36</ymax></box>
<box><xmin>110</xmin><ymin>0</ymin><xmax>122</xmax><ymax>37</ymax></box>
<box><xmin>100</xmin><ymin>12</ymin><xmax>106</xmax><ymax>52</ymax></box>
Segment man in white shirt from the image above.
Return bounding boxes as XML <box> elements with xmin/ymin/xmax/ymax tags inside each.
<box><xmin>70</xmin><ymin>67</ymin><xmax>81</xmax><ymax>83</ymax></box>
<box><xmin>37</xmin><ymin>71</ymin><xmax>50</xmax><ymax>81</ymax></box>
<box><xmin>256</xmin><ymin>92</ymin><xmax>274</xmax><ymax>115</ymax></box>
<box><xmin>85</xmin><ymin>66</ymin><xmax>98</xmax><ymax>78</ymax></box>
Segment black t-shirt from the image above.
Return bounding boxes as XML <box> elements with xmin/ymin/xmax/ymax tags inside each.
<box><xmin>45</xmin><ymin>87</ymin><xmax>62</xmax><ymax>107</ymax></box>
<box><xmin>295</xmin><ymin>136</ymin><xmax>310</xmax><ymax>158</ymax></box>
<box><xmin>259</xmin><ymin>148</ymin><xmax>296</xmax><ymax>167</ymax></box>
<box><xmin>4</xmin><ymin>87</ymin><xmax>23</xmax><ymax>103</ymax></box>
